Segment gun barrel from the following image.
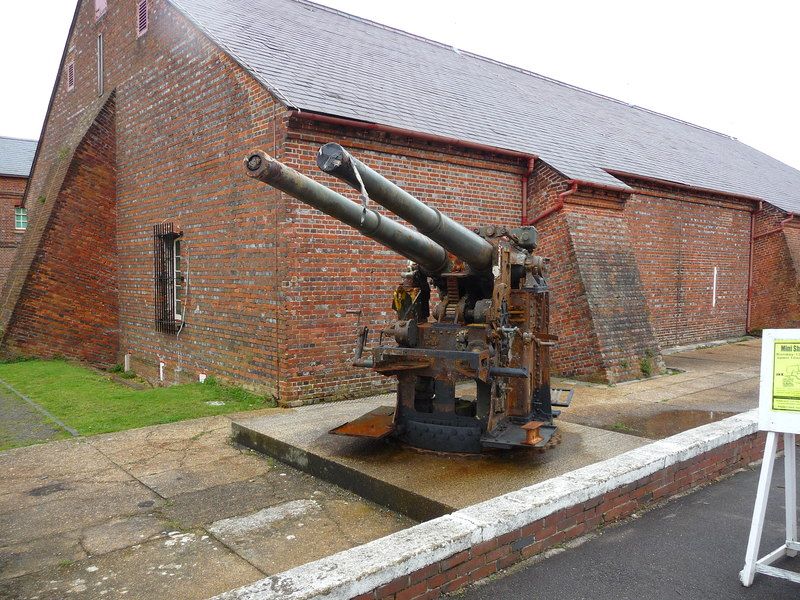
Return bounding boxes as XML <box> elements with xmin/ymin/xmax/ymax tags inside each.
<box><xmin>245</xmin><ymin>150</ymin><xmax>451</xmax><ymax>275</ymax></box>
<box><xmin>317</xmin><ymin>143</ymin><xmax>495</xmax><ymax>272</ymax></box>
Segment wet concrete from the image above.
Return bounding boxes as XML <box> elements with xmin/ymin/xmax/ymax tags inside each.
<box><xmin>601</xmin><ymin>409</ymin><xmax>738</xmax><ymax>439</ymax></box>
<box><xmin>232</xmin><ymin>338</ymin><xmax>763</xmax><ymax>522</ymax></box>
<box><xmin>559</xmin><ymin>338</ymin><xmax>761</xmax><ymax>436</ymax></box>
<box><xmin>0</xmin><ymin>415</ymin><xmax>414</xmax><ymax>599</ymax></box>
<box><xmin>233</xmin><ymin>399</ymin><xmax>649</xmax><ymax>521</ymax></box>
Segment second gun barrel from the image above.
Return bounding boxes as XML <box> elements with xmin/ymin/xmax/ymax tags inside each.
<box><xmin>245</xmin><ymin>150</ymin><xmax>451</xmax><ymax>275</ymax></box>
<box><xmin>317</xmin><ymin>143</ymin><xmax>495</xmax><ymax>272</ymax></box>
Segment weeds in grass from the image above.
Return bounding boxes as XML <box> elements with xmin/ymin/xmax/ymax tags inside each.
<box><xmin>611</xmin><ymin>422</ymin><xmax>632</xmax><ymax>432</ymax></box>
<box><xmin>639</xmin><ymin>349</ymin><xmax>654</xmax><ymax>378</ymax></box>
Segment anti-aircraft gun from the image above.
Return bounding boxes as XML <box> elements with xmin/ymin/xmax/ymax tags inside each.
<box><xmin>244</xmin><ymin>144</ymin><xmax>571</xmax><ymax>453</ymax></box>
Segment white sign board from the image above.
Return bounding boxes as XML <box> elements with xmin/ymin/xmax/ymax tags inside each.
<box><xmin>758</xmin><ymin>329</ymin><xmax>800</xmax><ymax>434</ymax></box>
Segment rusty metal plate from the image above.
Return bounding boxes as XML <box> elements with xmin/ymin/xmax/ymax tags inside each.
<box><xmin>329</xmin><ymin>406</ymin><xmax>396</xmax><ymax>439</ymax></box>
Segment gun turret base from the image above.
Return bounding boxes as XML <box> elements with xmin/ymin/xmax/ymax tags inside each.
<box><xmin>330</xmin><ymin>404</ymin><xmax>560</xmax><ymax>454</ymax></box>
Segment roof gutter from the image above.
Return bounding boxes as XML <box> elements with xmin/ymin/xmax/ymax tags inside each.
<box><xmin>531</xmin><ymin>181</ymin><xmax>577</xmax><ymax>225</ymax></box>
<box><xmin>607</xmin><ymin>169</ymin><xmax>763</xmax><ymax>205</ymax></box>
<box><xmin>288</xmin><ymin>110</ymin><xmax>535</xmax><ymax>161</ymax></box>
<box><xmin>752</xmin><ymin>212</ymin><xmax>797</xmax><ymax>241</ymax></box>
<box><xmin>529</xmin><ymin>177</ymin><xmax>630</xmax><ymax>225</ymax></box>
<box><xmin>290</xmin><ymin>109</ymin><xmax>539</xmax><ymax>231</ymax></box>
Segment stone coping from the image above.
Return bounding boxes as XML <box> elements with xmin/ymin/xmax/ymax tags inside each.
<box><xmin>212</xmin><ymin>410</ymin><xmax>759</xmax><ymax>600</ymax></box>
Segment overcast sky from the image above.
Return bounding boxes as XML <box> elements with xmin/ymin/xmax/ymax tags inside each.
<box><xmin>2</xmin><ymin>1</ymin><xmax>799</xmax><ymax>170</ymax></box>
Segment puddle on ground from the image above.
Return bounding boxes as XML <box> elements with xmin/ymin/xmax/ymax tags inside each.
<box><xmin>606</xmin><ymin>409</ymin><xmax>737</xmax><ymax>439</ymax></box>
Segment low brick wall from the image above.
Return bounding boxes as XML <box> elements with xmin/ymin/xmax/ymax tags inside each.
<box><xmin>215</xmin><ymin>411</ymin><xmax>764</xmax><ymax>600</ymax></box>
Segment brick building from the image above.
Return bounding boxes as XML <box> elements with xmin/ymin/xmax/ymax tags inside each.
<box><xmin>0</xmin><ymin>137</ymin><xmax>35</xmax><ymax>288</ymax></box>
<box><xmin>3</xmin><ymin>0</ymin><xmax>799</xmax><ymax>403</ymax></box>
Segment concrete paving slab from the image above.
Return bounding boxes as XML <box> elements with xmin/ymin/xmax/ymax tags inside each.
<box><xmin>89</xmin><ymin>416</ymin><xmax>273</xmax><ymax>497</ymax></box>
<box><xmin>0</xmin><ymin>532</ymin><xmax>86</xmax><ymax>581</ymax></box>
<box><xmin>0</xmin><ymin>478</ymin><xmax>162</xmax><ymax>546</ymax></box>
<box><xmin>232</xmin><ymin>399</ymin><xmax>649</xmax><ymax>521</ymax></box>
<box><xmin>88</xmin><ymin>416</ymin><xmax>243</xmax><ymax>476</ymax></box>
<box><xmin>209</xmin><ymin>497</ymin><xmax>410</xmax><ymax>575</ymax></box>
<box><xmin>80</xmin><ymin>515</ymin><xmax>168</xmax><ymax>555</ymax></box>
<box><xmin>0</xmin><ymin>440</ymin><xmax>120</xmax><ymax>497</ymax></box>
<box><xmin>160</xmin><ymin>469</ymin><xmax>332</xmax><ymax>529</ymax></box>
<box><xmin>0</xmin><ymin>414</ymin><xmax>414</xmax><ymax>598</ymax></box>
<box><xmin>0</xmin><ymin>530</ymin><xmax>263</xmax><ymax>600</ymax></box>
<box><xmin>136</xmin><ymin>452</ymin><xmax>273</xmax><ymax>498</ymax></box>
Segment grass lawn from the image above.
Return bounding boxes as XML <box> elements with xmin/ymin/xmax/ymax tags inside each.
<box><xmin>0</xmin><ymin>359</ymin><xmax>275</xmax><ymax>442</ymax></box>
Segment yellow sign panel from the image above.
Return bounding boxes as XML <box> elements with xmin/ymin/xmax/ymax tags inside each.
<box><xmin>772</xmin><ymin>340</ymin><xmax>800</xmax><ymax>411</ymax></box>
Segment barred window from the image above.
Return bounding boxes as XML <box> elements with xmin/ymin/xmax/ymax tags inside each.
<box><xmin>153</xmin><ymin>223</ymin><xmax>183</xmax><ymax>333</ymax></box>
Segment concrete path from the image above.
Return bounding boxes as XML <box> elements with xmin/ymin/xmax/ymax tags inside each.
<box><xmin>560</xmin><ymin>338</ymin><xmax>761</xmax><ymax>438</ymax></box>
<box><xmin>0</xmin><ymin>386</ymin><xmax>72</xmax><ymax>450</ymax></box>
<box><xmin>0</xmin><ymin>338</ymin><xmax>766</xmax><ymax>598</ymax></box>
<box><xmin>460</xmin><ymin>456</ymin><xmax>800</xmax><ymax>599</ymax></box>
<box><xmin>0</xmin><ymin>413</ymin><xmax>413</xmax><ymax>599</ymax></box>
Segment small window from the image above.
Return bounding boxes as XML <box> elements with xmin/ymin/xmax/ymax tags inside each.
<box><xmin>96</xmin><ymin>34</ymin><xmax>104</xmax><ymax>96</ymax></box>
<box><xmin>14</xmin><ymin>208</ymin><xmax>28</xmax><ymax>231</ymax></box>
<box><xmin>153</xmin><ymin>223</ymin><xmax>183</xmax><ymax>333</ymax></box>
<box><xmin>137</xmin><ymin>0</ymin><xmax>148</xmax><ymax>37</ymax></box>
<box><xmin>94</xmin><ymin>0</ymin><xmax>107</xmax><ymax>20</ymax></box>
<box><xmin>67</xmin><ymin>61</ymin><xmax>75</xmax><ymax>91</ymax></box>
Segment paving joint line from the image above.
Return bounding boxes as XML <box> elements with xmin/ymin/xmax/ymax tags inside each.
<box><xmin>86</xmin><ymin>439</ymin><xmax>168</xmax><ymax>501</ymax></box>
<box><xmin>0</xmin><ymin>377</ymin><xmax>79</xmax><ymax>437</ymax></box>
<box><xmin>85</xmin><ymin>434</ymin><xmax>270</xmax><ymax>575</ymax></box>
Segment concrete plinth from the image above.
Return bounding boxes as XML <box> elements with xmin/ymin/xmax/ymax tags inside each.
<box><xmin>231</xmin><ymin>395</ymin><xmax>649</xmax><ymax>521</ymax></box>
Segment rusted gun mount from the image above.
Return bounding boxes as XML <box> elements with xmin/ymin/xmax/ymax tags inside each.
<box><xmin>245</xmin><ymin>144</ymin><xmax>571</xmax><ymax>453</ymax></box>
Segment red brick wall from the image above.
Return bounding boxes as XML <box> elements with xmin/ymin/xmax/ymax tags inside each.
<box><xmin>527</xmin><ymin>165</ymin><xmax>605</xmax><ymax>379</ymax></box>
<box><xmin>565</xmin><ymin>199</ymin><xmax>662</xmax><ymax>381</ymax></box>
<box><xmin>624</xmin><ymin>181</ymin><xmax>752</xmax><ymax>348</ymax></box>
<box><xmin>750</xmin><ymin>204</ymin><xmax>800</xmax><ymax>330</ymax></box>
<box><xmin>356</xmin><ymin>430</ymin><xmax>766</xmax><ymax>600</ymax></box>
<box><xmin>3</xmin><ymin>98</ymin><xmax>118</xmax><ymax>364</ymax></box>
<box><xmin>1</xmin><ymin>0</ymin><xmax>288</xmax><ymax>392</ymax></box>
<box><xmin>0</xmin><ymin>175</ymin><xmax>26</xmax><ymax>287</ymax></box>
<box><xmin>5</xmin><ymin>0</ymin><xmax>795</xmax><ymax>402</ymax></box>
<box><xmin>112</xmin><ymin>4</ymin><xmax>286</xmax><ymax>393</ymax></box>
<box><xmin>528</xmin><ymin>165</ymin><xmax>661</xmax><ymax>382</ymax></box>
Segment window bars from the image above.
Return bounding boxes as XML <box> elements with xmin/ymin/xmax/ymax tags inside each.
<box><xmin>153</xmin><ymin>223</ymin><xmax>182</xmax><ymax>334</ymax></box>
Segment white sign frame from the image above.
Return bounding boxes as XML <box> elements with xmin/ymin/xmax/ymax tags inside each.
<box><xmin>741</xmin><ymin>329</ymin><xmax>800</xmax><ymax>586</ymax></box>
<box><xmin>758</xmin><ymin>329</ymin><xmax>800</xmax><ymax>435</ymax></box>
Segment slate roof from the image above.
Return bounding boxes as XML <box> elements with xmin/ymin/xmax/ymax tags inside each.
<box><xmin>0</xmin><ymin>136</ymin><xmax>37</xmax><ymax>178</ymax></box>
<box><xmin>171</xmin><ymin>0</ymin><xmax>800</xmax><ymax>213</ymax></box>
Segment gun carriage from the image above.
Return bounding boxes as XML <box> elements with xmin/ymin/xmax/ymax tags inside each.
<box><xmin>245</xmin><ymin>143</ymin><xmax>570</xmax><ymax>453</ymax></box>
